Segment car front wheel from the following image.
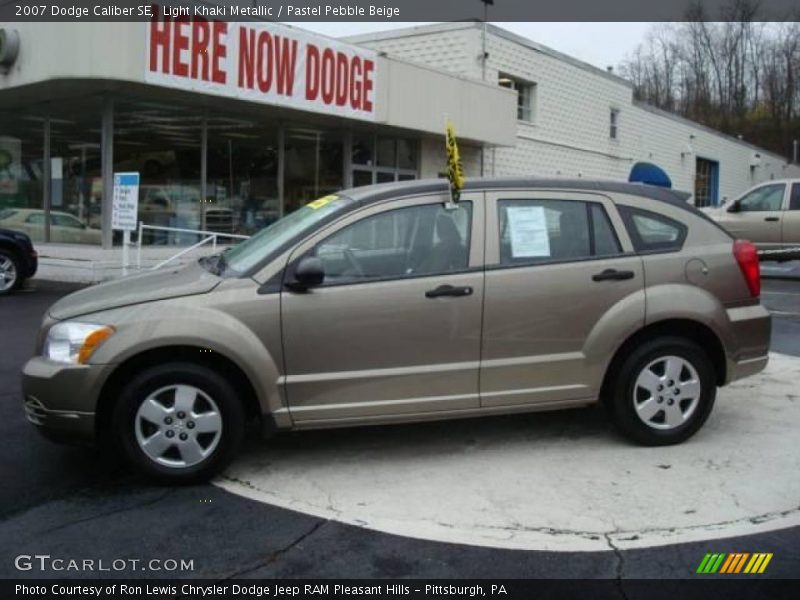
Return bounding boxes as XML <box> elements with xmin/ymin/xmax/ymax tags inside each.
<box><xmin>113</xmin><ymin>362</ymin><xmax>245</xmax><ymax>483</ymax></box>
<box><xmin>607</xmin><ymin>337</ymin><xmax>716</xmax><ymax>446</ymax></box>
<box><xmin>0</xmin><ymin>249</ymin><xmax>21</xmax><ymax>295</ymax></box>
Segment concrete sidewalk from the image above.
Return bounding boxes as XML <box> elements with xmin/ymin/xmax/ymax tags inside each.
<box><xmin>218</xmin><ymin>353</ymin><xmax>800</xmax><ymax>553</ymax></box>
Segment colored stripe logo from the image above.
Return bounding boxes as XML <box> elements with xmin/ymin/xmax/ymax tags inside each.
<box><xmin>696</xmin><ymin>553</ymin><xmax>773</xmax><ymax>574</ymax></box>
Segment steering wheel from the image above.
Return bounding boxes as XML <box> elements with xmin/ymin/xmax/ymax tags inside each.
<box><xmin>343</xmin><ymin>248</ymin><xmax>366</xmax><ymax>278</ymax></box>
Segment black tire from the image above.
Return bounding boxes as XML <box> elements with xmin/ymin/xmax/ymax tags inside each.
<box><xmin>112</xmin><ymin>362</ymin><xmax>245</xmax><ymax>483</ymax></box>
<box><xmin>606</xmin><ymin>336</ymin><xmax>717</xmax><ymax>446</ymax></box>
<box><xmin>0</xmin><ymin>249</ymin><xmax>22</xmax><ymax>296</ymax></box>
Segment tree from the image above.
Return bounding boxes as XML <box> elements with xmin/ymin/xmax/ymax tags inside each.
<box><xmin>619</xmin><ymin>0</ymin><xmax>800</xmax><ymax>160</ymax></box>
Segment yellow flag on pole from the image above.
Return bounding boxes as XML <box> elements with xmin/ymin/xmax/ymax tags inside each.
<box><xmin>445</xmin><ymin>119</ymin><xmax>465</xmax><ymax>203</ymax></box>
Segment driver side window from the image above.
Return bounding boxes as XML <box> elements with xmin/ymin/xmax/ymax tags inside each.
<box><xmin>314</xmin><ymin>202</ymin><xmax>472</xmax><ymax>284</ymax></box>
<box><xmin>738</xmin><ymin>184</ymin><xmax>785</xmax><ymax>212</ymax></box>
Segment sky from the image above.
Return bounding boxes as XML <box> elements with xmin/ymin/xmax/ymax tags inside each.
<box><xmin>288</xmin><ymin>22</ymin><xmax>654</xmax><ymax>72</ymax></box>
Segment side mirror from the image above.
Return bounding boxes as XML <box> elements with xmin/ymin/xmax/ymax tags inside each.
<box><xmin>727</xmin><ymin>201</ymin><xmax>741</xmax><ymax>213</ymax></box>
<box><xmin>288</xmin><ymin>256</ymin><xmax>324</xmax><ymax>291</ymax></box>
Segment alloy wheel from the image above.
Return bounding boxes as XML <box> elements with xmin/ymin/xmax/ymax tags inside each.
<box><xmin>632</xmin><ymin>355</ymin><xmax>701</xmax><ymax>430</ymax></box>
<box><xmin>134</xmin><ymin>384</ymin><xmax>223</xmax><ymax>468</ymax></box>
<box><xmin>0</xmin><ymin>255</ymin><xmax>17</xmax><ymax>292</ymax></box>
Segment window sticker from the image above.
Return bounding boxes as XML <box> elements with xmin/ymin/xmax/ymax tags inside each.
<box><xmin>307</xmin><ymin>195</ymin><xmax>338</xmax><ymax>210</ymax></box>
<box><xmin>507</xmin><ymin>205</ymin><xmax>550</xmax><ymax>257</ymax></box>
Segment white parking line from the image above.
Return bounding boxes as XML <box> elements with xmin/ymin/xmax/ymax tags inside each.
<box><xmin>762</xmin><ymin>291</ymin><xmax>800</xmax><ymax>296</ymax></box>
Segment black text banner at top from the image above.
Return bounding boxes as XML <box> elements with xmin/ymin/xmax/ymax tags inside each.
<box><xmin>2</xmin><ymin>0</ymin><xmax>799</xmax><ymax>22</ymax></box>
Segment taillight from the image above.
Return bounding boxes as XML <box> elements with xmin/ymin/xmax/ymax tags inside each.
<box><xmin>733</xmin><ymin>239</ymin><xmax>760</xmax><ymax>297</ymax></box>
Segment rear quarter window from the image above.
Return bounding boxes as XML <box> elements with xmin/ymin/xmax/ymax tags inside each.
<box><xmin>617</xmin><ymin>205</ymin><xmax>687</xmax><ymax>253</ymax></box>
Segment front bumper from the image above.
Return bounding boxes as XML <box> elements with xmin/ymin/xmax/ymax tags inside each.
<box><xmin>724</xmin><ymin>303</ymin><xmax>771</xmax><ymax>384</ymax></box>
<box><xmin>21</xmin><ymin>356</ymin><xmax>107</xmax><ymax>444</ymax></box>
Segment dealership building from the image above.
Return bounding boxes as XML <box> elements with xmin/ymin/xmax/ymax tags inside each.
<box><xmin>0</xmin><ymin>18</ymin><xmax>797</xmax><ymax>251</ymax></box>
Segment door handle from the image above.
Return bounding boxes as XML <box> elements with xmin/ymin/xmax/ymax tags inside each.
<box><xmin>764</xmin><ymin>217</ymin><xmax>779</xmax><ymax>222</ymax></box>
<box><xmin>592</xmin><ymin>269</ymin><xmax>635</xmax><ymax>282</ymax></box>
<box><xmin>425</xmin><ymin>284</ymin><xmax>473</xmax><ymax>298</ymax></box>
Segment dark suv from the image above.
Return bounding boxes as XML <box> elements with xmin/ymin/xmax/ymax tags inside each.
<box><xmin>0</xmin><ymin>227</ymin><xmax>38</xmax><ymax>295</ymax></box>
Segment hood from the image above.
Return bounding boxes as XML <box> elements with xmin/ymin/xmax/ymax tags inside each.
<box><xmin>698</xmin><ymin>205</ymin><xmax>725</xmax><ymax>216</ymax></box>
<box><xmin>49</xmin><ymin>260</ymin><xmax>221</xmax><ymax>320</ymax></box>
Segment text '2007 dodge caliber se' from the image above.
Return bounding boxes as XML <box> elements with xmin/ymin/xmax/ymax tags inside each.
<box><xmin>22</xmin><ymin>178</ymin><xmax>770</xmax><ymax>482</ymax></box>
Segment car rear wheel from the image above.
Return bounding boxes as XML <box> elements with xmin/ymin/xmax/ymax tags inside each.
<box><xmin>0</xmin><ymin>249</ymin><xmax>21</xmax><ymax>295</ymax></box>
<box><xmin>607</xmin><ymin>337</ymin><xmax>716</xmax><ymax>445</ymax></box>
<box><xmin>113</xmin><ymin>362</ymin><xmax>245</xmax><ymax>483</ymax></box>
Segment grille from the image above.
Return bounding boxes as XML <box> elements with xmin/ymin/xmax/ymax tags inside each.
<box><xmin>23</xmin><ymin>397</ymin><xmax>47</xmax><ymax>425</ymax></box>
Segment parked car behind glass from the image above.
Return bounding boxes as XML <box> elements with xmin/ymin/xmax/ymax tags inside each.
<box><xmin>0</xmin><ymin>208</ymin><xmax>101</xmax><ymax>245</ymax></box>
<box><xmin>21</xmin><ymin>178</ymin><xmax>770</xmax><ymax>482</ymax></box>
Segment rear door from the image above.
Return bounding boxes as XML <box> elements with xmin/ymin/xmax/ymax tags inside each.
<box><xmin>480</xmin><ymin>190</ymin><xmax>644</xmax><ymax>408</ymax></box>
<box><xmin>720</xmin><ymin>183</ymin><xmax>786</xmax><ymax>248</ymax></box>
<box><xmin>281</xmin><ymin>192</ymin><xmax>485</xmax><ymax>424</ymax></box>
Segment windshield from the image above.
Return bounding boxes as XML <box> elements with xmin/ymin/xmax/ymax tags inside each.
<box><xmin>220</xmin><ymin>194</ymin><xmax>353</xmax><ymax>275</ymax></box>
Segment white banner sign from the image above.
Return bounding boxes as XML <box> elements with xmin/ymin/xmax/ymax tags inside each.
<box><xmin>112</xmin><ymin>172</ymin><xmax>140</xmax><ymax>231</ymax></box>
<box><xmin>145</xmin><ymin>8</ymin><xmax>378</xmax><ymax>121</ymax></box>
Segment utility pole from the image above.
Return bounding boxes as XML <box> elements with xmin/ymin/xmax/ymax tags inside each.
<box><xmin>479</xmin><ymin>0</ymin><xmax>493</xmax><ymax>177</ymax></box>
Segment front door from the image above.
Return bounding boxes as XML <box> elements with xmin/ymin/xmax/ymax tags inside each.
<box><xmin>480</xmin><ymin>191</ymin><xmax>645</xmax><ymax>408</ymax></box>
<box><xmin>281</xmin><ymin>193</ymin><xmax>484</xmax><ymax>424</ymax></box>
<box><xmin>719</xmin><ymin>183</ymin><xmax>786</xmax><ymax>248</ymax></box>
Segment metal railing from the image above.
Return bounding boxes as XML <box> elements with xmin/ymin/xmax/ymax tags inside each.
<box><xmin>134</xmin><ymin>223</ymin><xmax>250</xmax><ymax>272</ymax></box>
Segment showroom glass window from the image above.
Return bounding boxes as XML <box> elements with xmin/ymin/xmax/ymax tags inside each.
<box><xmin>114</xmin><ymin>100</ymin><xmax>201</xmax><ymax>246</ymax></box>
<box><xmin>48</xmin><ymin>98</ymin><xmax>103</xmax><ymax>244</ymax></box>
<box><xmin>284</xmin><ymin>129</ymin><xmax>343</xmax><ymax>215</ymax></box>
<box><xmin>351</xmin><ymin>134</ymin><xmax>418</xmax><ymax>186</ymax></box>
<box><xmin>206</xmin><ymin>116</ymin><xmax>279</xmax><ymax>236</ymax></box>
<box><xmin>0</xmin><ymin>109</ymin><xmax>46</xmax><ymax>241</ymax></box>
<box><xmin>0</xmin><ymin>99</ymin><xmax>101</xmax><ymax>244</ymax></box>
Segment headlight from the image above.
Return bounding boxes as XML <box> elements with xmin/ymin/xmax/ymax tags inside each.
<box><xmin>43</xmin><ymin>322</ymin><xmax>115</xmax><ymax>365</ymax></box>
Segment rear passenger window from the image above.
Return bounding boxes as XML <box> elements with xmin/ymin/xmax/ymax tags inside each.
<box><xmin>497</xmin><ymin>199</ymin><xmax>621</xmax><ymax>265</ymax></box>
<box><xmin>617</xmin><ymin>206</ymin><xmax>687</xmax><ymax>253</ymax></box>
<box><xmin>790</xmin><ymin>184</ymin><xmax>800</xmax><ymax>211</ymax></box>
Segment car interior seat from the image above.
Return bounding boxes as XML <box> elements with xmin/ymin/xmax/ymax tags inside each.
<box><xmin>415</xmin><ymin>213</ymin><xmax>467</xmax><ymax>274</ymax></box>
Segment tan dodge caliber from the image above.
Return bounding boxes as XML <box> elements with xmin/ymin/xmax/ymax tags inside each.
<box><xmin>22</xmin><ymin>179</ymin><xmax>771</xmax><ymax>482</ymax></box>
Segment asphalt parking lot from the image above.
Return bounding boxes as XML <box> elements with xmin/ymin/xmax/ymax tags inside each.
<box><xmin>0</xmin><ymin>277</ymin><xmax>798</xmax><ymax>581</ymax></box>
